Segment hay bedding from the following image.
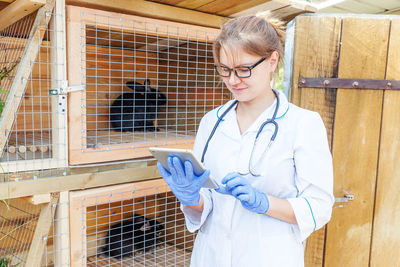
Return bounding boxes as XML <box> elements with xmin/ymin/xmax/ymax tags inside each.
<box><xmin>87</xmin><ymin>244</ymin><xmax>192</xmax><ymax>267</ymax></box>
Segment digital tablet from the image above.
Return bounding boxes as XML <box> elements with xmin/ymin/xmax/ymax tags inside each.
<box><xmin>149</xmin><ymin>147</ymin><xmax>219</xmax><ymax>189</ymax></box>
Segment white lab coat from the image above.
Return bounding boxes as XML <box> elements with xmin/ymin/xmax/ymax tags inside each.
<box><xmin>181</xmin><ymin>90</ymin><xmax>334</xmax><ymax>267</ymax></box>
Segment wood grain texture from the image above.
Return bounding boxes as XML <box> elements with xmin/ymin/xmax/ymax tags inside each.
<box><xmin>66</xmin><ymin>0</ymin><xmax>227</xmax><ymax>28</ymax></box>
<box><xmin>324</xmin><ymin>17</ymin><xmax>390</xmax><ymax>267</ymax></box>
<box><xmin>290</xmin><ymin>16</ymin><xmax>341</xmax><ymax>267</ymax></box>
<box><xmin>0</xmin><ymin>0</ymin><xmax>45</xmax><ymax>31</ymax></box>
<box><xmin>370</xmin><ymin>18</ymin><xmax>400</xmax><ymax>267</ymax></box>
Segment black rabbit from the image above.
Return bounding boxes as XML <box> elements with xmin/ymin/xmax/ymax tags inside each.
<box><xmin>102</xmin><ymin>214</ymin><xmax>164</xmax><ymax>259</ymax></box>
<box><xmin>109</xmin><ymin>79</ymin><xmax>167</xmax><ymax>132</ymax></box>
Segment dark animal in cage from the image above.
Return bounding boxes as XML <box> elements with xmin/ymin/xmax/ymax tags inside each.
<box><xmin>102</xmin><ymin>214</ymin><xmax>164</xmax><ymax>259</ymax></box>
<box><xmin>109</xmin><ymin>79</ymin><xmax>167</xmax><ymax>132</ymax></box>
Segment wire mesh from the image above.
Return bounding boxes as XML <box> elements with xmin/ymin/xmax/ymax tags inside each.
<box><xmin>0</xmin><ymin>6</ymin><xmax>67</xmax><ymax>180</ymax></box>
<box><xmin>83</xmin><ymin>184</ymin><xmax>194</xmax><ymax>266</ymax></box>
<box><xmin>80</xmin><ymin>11</ymin><xmax>230</xmax><ymax>152</ymax></box>
<box><xmin>0</xmin><ymin>197</ymin><xmax>40</xmax><ymax>266</ymax></box>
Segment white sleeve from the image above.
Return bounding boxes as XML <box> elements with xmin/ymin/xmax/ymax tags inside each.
<box><xmin>180</xmin><ymin>115</ymin><xmax>214</xmax><ymax>233</ymax></box>
<box><xmin>287</xmin><ymin>111</ymin><xmax>334</xmax><ymax>242</ymax></box>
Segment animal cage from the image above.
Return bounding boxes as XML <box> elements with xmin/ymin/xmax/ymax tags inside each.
<box><xmin>0</xmin><ymin>192</ymin><xmax>70</xmax><ymax>266</ymax></box>
<box><xmin>69</xmin><ymin>179</ymin><xmax>195</xmax><ymax>267</ymax></box>
<box><xmin>67</xmin><ymin>6</ymin><xmax>229</xmax><ymax>165</ymax></box>
<box><xmin>0</xmin><ymin>1</ymin><xmax>67</xmax><ymax>178</ymax></box>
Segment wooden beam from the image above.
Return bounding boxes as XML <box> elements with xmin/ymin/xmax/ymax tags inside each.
<box><xmin>0</xmin><ymin>0</ymin><xmax>55</xmax><ymax>155</ymax></box>
<box><xmin>25</xmin><ymin>192</ymin><xmax>60</xmax><ymax>267</ymax></box>
<box><xmin>0</xmin><ymin>165</ymin><xmax>162</xmax><ymax>199</ymax></box>
<box><xmin>65</xmin><ymin>0</ymin><xmax>227</xmax><ymax>28</ymax></box>
<box><xmin>370</xmin><ymin>18</ymin><xmax>400</xmax><ymax>267</ymax></box>
<box><xmin>0</xmin><ymin>0</ymin><xmax>46</xmax><ymax>31</ymax></box>
<box><xmin>55</xmin><ymin>191</ymin><xmax>70</xmax><ymax>266</ymax></box>
<box><xmin>324</xmin><ymin>17</ymin><xmax>390</xmax><ymax>267</ymax></box>
<box><xmin>50</xmin><ymin>0</ymin><xmax>68</xmax><ymax>168</ymax></box>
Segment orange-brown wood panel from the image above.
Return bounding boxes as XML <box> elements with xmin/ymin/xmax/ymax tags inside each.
<box><xmin>290</xmin><ymin>16</ymin><xmax>341</xmax><ymax>267</ymax></box>
<box><xmin>370</xmin><ymin>18</ymin><xmax>400</xmax><ymax>267</ymax></box>
<box><xmin>324</xmin><ymin>17</ymin><xmax>390</xmax><ymax>267</ymax></box>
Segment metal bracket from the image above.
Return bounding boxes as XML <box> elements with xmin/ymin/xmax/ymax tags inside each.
<box><xmin>335</xmin><ymin>194</ymin><xmax>354</xmax><ymax>203</ymax></box>
<box><xmin>49</xmin><ymin>81</ymin><xmax>85</xmax><ymax>95</ymax></box>
<box><xmin>298</xmin><ymin>77</ymin><xmax>400</xmax><ymax>90</ymax></box>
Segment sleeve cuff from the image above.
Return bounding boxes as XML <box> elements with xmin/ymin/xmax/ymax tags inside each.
<box><xmin>287</xmin><ymin>197</ymin><xmax>316</xmax><ymax>242</ymax></box>
<box><xmin>180</xmin><ymin>191</ymin><xmax>213</xmax><ymax>233</ymax></box>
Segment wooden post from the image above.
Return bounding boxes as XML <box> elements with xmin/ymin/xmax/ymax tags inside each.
<box><xmin>50</xmin><ymin>0</ymin><xmax>68</xmax><ymax>168</ymax></box>
<box><xmin>55</xmin><ymin>191</ymin><xmax>71</xmax><ymax>266</ymax></box>
<box><xmin>0</xmin><ymin>0</ymin><xmax>55</xmax><ymax>153</ymax></box>
<box><xmin>25</xmin><ymin>192</ymin><xmax>60</xmax><ymax>266</ymax></box>
<box><xmin>290</xmin><ymin>15</ymin><xmax>341</xmax><ymax>267</ymax></box>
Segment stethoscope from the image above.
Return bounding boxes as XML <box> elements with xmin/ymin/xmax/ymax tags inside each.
<box><xmin>201</xmin><ymin>89</ymin><xmax>282</xmax><ymax>176</ymax></box>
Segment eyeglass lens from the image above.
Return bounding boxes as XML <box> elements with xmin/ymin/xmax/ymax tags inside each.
<box><xmin>214</xmin><ymin>57</ymin><xmax>266</xmax><ymax>78</ymax></box>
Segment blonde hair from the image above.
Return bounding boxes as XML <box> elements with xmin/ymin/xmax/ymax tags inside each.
<box><xmin>213</xmin><ymin>11</ymin><xmax>285</xmax><ymax>68</ymax></box>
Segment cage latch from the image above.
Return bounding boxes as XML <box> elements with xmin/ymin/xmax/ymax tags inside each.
<box><xmin>335</xmin><ymin>194</ymin><xmax>354</xmax><ymax>203</ymax></box>
<box><xmin>49</xmin><ymin>81</ymin><xmax>85</xmax><ymax>95</ymax></box>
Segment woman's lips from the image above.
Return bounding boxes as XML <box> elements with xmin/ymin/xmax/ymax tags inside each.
<box><xmin>231</xmin><ymin>87</ymin><xmax>246</xmax><ymax>93</ymax></box>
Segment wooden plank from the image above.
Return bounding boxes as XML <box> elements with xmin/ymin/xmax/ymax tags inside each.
<box><xmin>69</xmin><ymin>141</ymin><xmax>194</xmax><ymax>165</ymax></box>
<box><xmin>0</xmin><ymin>0</ymin><xmax>54</xmax><ymax>154</ymax></box>
<box><xmin>50</xmin><ymin>0</ymin><xmax>68</xmax><ymax>168</ymax></box>
<box><xmin>370</xmin><ymin>18</ymin><xmax>400</xmax><ymax>267</ymax></box>
<box><xmin>23</xmin><ymin>193</ymin><xmax>51</xmax><ymax>204</ymax></box>
<box><xmin>0</xmin><ymin>0</ymin><xmax>46</xmax><ymax>31</ymax></box>
<box><xmin>0</xmin><ymin>165</ymin><xmax>162</xmax><ymax>199</ymax></box>
<box><xmin>290</xmin><ymin>16</ymin><xmax>341</xmax><ymax>267</ymax></box>
<box><xmin>324</xmin><ymin>17</ymin><xmax>390</xmax><ymax>267</ymax></box>
<box><xmin>68</xmin><ymin>5</ymin><xmax>219</xmax><ymax>43</ymax></box>
<box><xmin>55</xmin><ymin>191</ymin><xmax>70</xmax><ymax>266</ymax></box>
<box><xmin>65</xmin><ymin>0</ymin><xmax>227</xmax><ymax>28</ymax></box>
<box><xmin>69</xmin><ymin>190</ymin><xmax>86</xmax><ymax>267</ymax></box>
<box><xmin>25</xmin><ymin>192</ymin><xmax>60</xmax><ymax>267</ymax></box>
<box><xmin>70</xmin><ymin>178</ymin><xmax>169</xmax><ymax>206</ymax></box>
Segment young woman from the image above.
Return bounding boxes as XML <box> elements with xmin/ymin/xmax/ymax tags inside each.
<box><xmin>158</xmin><ymin>13</ymin><xmax>334</xmax><ymax>267</ymax></box>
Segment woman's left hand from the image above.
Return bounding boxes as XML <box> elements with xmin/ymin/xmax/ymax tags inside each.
<box><xmin>216</xmin><ymin>173</ymin><xmax>269</xmax><ymax>214</ymax></box>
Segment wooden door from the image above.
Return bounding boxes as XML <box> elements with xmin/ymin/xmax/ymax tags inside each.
<box><xmin>290</xmin><ymin>14</ymin><xmax>400</xmax><ymax>267</ymax></box>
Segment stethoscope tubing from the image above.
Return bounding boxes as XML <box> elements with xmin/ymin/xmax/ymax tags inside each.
<box><xmin>201</xmin><ymin>89</ymin><xmax>280</xmax><ymax>168</ymax></box>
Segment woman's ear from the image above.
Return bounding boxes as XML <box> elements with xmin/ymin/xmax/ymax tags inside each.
<box><xmin>269</xmin><ymin>51</ymin><xmax>279</xmax><ymax>72</ymax></box>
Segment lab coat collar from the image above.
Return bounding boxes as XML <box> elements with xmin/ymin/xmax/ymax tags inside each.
<box><xmin>217</xmin><ymin>90</ymin><xmax>289</xmax><ymax>139</ymax></box>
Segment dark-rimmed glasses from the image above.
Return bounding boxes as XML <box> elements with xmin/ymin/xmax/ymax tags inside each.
<box><xmin>214</xmin><ymin>57</ymin><xmax>266</xmax><ymax>78</ymax></box>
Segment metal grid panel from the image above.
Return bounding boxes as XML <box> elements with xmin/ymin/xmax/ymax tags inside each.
<box><xmin>0</xmin><ymin>6</ymin><xmax>67</xmax><ymax>179</ymax></box>
<box><xmin>83</xmin><ymin>185</ymin><xmax>194</xmax><ymax>266</ymax></box>
<box><xmin>80</xmin><ymin>11</ymin><xmax>230</xmax><ymax>152</ymax></box>
<box><xmin>0</xmin><ymin>198</ymin><xmax>40</xmax><ymax>266</ymax></box>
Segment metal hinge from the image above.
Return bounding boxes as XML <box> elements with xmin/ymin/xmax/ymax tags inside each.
<box><xmin>49</xmin><ymin>81</ymin><xmax>85</xmax><ymax>95</ymax></box>
<box><xmin>298</xmin><ymin>77</ymin><xmax>400</xmax><ymax>90</ymax></box>
<box><xmin>335</xmin><ymin>194</ymin><xmax>354</xmax><ymax>203</ymax></box>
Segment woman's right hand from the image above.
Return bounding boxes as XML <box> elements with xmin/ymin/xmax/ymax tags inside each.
<box><xmin>157</xmin><ymin>156</ymin><xmax>210</xmax><ymax>206</ymax></box>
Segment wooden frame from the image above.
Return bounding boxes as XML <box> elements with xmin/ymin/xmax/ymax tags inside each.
<box><xmin>0</xmin><ymin>0</ymin><xmax>46</xmax><ymax>31</ymax></box>
<box><xmin>66</xmin><ymin>5</ymin><xmax>220</xmax><ymax>165</ymax></box>
<box><xmin>69</xmin><ymin>178</ymin><xmax>170</xmax><ymax>267</ymax></box>
<box><xmin>0</xmin><ymin>0</ymin><xmax>68</xmax><ymax>173</ymax></box>
<box><xmin>65</xmin><ymin>0</ymin><xmax>226</xmax><ymax>28</ymax></box>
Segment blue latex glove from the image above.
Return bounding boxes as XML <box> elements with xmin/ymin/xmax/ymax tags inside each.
<box><xmin>157</xmin><ymin>156</ymin><xmax>210</xmax><ymax>206</ymax></box>
<box><xmin>216</xmin><ymin>173</ymin><xmax>269</xmax><ymax>214</ymax></box>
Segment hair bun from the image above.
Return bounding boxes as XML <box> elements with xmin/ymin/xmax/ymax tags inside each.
<box><xmin>255</xmin><ymin>11</ymin><xmax>286</xmax><ymax>43</ymax></box>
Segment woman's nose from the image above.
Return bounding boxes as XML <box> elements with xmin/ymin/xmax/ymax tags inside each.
<box><xmin>227</xmin><ymin>71</ymin><xmax>241</xmax><ymax>85</ymax></box>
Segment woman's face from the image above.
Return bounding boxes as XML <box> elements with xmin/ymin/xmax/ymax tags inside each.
<box><xmin>218</xmin><ymin>48</ymin><xmax>278</xmax><ymax>103</ymax></box>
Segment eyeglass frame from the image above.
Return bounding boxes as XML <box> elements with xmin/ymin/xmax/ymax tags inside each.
<box><xmin>214</xmin><ymin>57</ymin><xmax>267</xmax><ymax>78</ymax></box>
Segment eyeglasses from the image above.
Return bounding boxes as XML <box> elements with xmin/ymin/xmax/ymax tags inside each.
<box><xmin>214</xmin><ymin>57</ymin><xmax>266</xmax><ymax>78</ymax></box>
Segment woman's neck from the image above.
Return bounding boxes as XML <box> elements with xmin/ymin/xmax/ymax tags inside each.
<box><xmin>235</xmin><ymin>89</ymin><xmax>276</xmax><ymax>134</ymax></box>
